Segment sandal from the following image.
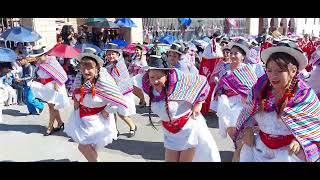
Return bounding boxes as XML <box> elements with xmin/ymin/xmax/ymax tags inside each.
<box><xmin>127</xmin><ymin>125</ymin><xmax>137</xmax><ymax>138</ymax></box>
<box><xmin>53</xmin><ymin>123</ymin><xmax>65</xmax><ymax>132</ymax></box>
<box><xmin>138</xmin><ymin>101</ymin><xmax>146</xmax><ymax>108</ymax></box>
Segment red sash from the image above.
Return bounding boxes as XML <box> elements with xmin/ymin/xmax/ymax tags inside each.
<box><xmin>79</xmin><ymin>105</ymin><xmax>106</xmax><ymax>118</ymax></box>
<box><xmin>162</xmin><ymin>112</ymin><xmax>191</xmax><ymax>134</ymax></box>
<box><xmin>37</xmin><ymin>77</ymin><xmax>54</xmax><ymax>85</ymax></box>
<box><xmin>259</xmin><ymin>131</ymin><xmax>294</xmax><ymax>149</ymax></box>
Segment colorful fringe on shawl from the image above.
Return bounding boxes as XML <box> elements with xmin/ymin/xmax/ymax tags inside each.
<box><xmin>142</xmin><ymin>68</ymin><xmax>210</xmax><ymax>105</ymax></box>
<box><xmin>72</xmin><ymin>67</ymin><xmax>128</xmax><ymax>109</ymax></box>
<box><xmin>215</xmin><ymin>64</ymin><xmax>262</xmax><ymax>98</ymax></box>
<box><xmin>38</xmin><ymin>57</ymin><xmax>68</xmax><ymax>86</ymax></box>
<box><xmin>106</xmin><ymin>57</ymin><xmax>133</xmax><ymax>95</ymax></box>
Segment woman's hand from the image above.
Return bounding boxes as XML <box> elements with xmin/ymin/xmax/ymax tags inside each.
<box><xmin>54</xmin><ymin>82</ymin><xmax>59</xmax><ymax>91</ymax></box>
<box><xmin>74</xmin><ymin>100</ymin><xmax>80</xmax><ymax>110</ymax></box>
<box><xmin>101</xmin><ymin>110</ymin><xmax>109</xmax><ymax>119</ymax></box>
<box><xmin>288</xmin><ymin>139</ymin><xmax>301</xmax><ymax>155</ymax></box>
<box><xmin>191</xmin><ymin>102</ymin><xmax>202</xmax><ymax>119</ymax></box>
<box><xmin>242</xmin><ymin>127</ymin><xmax>255</xmax><ymax>147</ymax></box>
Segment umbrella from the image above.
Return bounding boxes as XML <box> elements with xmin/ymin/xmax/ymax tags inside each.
<box><xmin>159</xmin><ymin>35</ymin><xmax>177</xmax><ymax>45</ymax></box>
<box><xmin>178</xmin><ymin>18</ymin><xmax>192</xmax><ymax>27</ymax></box>
<box><xmin>74</xmin><ymin>43</ymin><xmax>102</xmax><ymax>53</ymax></box>
<box><xmin>115</xmin><ymin>18</ymin><xmax>137</xmax><ymax>28</ymax></box>
<box><xmin>94</xmin><ymin>21</ymin><xmax>119</xmax><ymax>29</ymax></box>
<box><xmin>111</xmin><ymin>39</ymin><xmax>128</xmax><ymax>48</ymax></box>
<box><xmin>0</xmin><ymin>26</ymin><xmax>41</xmax><ymax>43</ymax></box>
<box><xmin>84</xmin><ymin>18</ymin><xmax>106</xmax><ymax>26</ymax></box>
<box><xmin>0</xmin><ymin>48</ymin><xmax>18</xmax><ymax>62</ymax></box>
<box><xmin>46</xmin><ymin>44</ymin><xmax>80</xmax><ymax>59</ymax></box>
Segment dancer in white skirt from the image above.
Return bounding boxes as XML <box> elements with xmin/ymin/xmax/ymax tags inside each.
<box><xmin>128</xmin><ymin>43</ymin><xmax>148</xmax><ymax>107</ymax></box>
<box><xmin>213</xmin><ymin>39</ymin><xmax>265</xmax><ymax>161</ymax></box>
<box><xmin>307</xmin><ymin>46</ymin><xmax>320</xmax><ymax>98</ymax></box>
<box><xmin>136</xmin><ymin>55</ymin><xmax>221</xmax><ymax>162</ymax></box>
<box><xmin>104</xmin><ymin>44</ymin><xmax>137</xmax><ymax>137</ymax></box>
<box><xmin>0</xmin><ymin>80</ymin><xmax>9</xmax><ymax>122</ymax></box>
<box><xmin>64</xmin><ymin>49</ymin><xmax>128</xmax><ymax>162</ymax></box>
<box><xmin>29</xmin><ymin>46</ymin><xmax>70</xmax><ymax>136</ymax></box>
<box><xmin>235</xmin><ymin>41</ymin><xmax>320</xmax><ymax>162</ymax></box>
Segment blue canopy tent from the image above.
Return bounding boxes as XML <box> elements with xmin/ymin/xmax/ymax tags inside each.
<box><xmin>115</xmin><ymin>18</ymin><xmax>137</xmax><ymax>28</ymax></box>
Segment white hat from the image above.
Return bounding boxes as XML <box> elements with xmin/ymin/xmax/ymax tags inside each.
<box><xmin>229</xmin><ymin>38</ymin><xmax>250</xmax><ymax>56</ymax></box>
<box><xmin>76</xmin><ymin>48</ymin><xmax>104</xmax><ymax>67</ymax></box>
<box><xmin>261</xmin><ymin>41</ymin><xmax>308</xmax><ymax>71</ymax></box>
<box><xmin>167</xmin><ymin>43</ymin><xmax>184</xmax><ymax>55</ymax></box>
<box><xmin>28</xmin><ymin>45</ymin><xmax>48</xmax><ymax>57</ymax></box>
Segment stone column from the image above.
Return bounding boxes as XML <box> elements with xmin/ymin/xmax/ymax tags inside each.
<box><xmin>21</xmin><ymin>18</ymin><xmax>57</xmax><ymax>48</ymax></box>
<box><xmin>129</xmin><ymin>18</ymin><xmax>143</xmax><ymax>44</ymax></box>
<box><xmin>246</xmin><ymin>18</ymin><xmax>259</xmax><ymax>35</ymax></box>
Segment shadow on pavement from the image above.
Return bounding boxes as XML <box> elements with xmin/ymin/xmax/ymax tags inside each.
<box><xmin>219</xmin><ymin>151</ymin><xmax>234</xmax><ymax>162</ymax></box>
<box><xmin>106</xmin><ymin>138</ymin><xmax>164</xmax><ymax>161</ymax></box>
<box><xmin>2</xmin><ymin>109</ymin><xmax>29</xmax><ymax>116</ymax></box>
<box><xmin>204</xmin><ymin>113</ymin><xmax>219</xmax><ymax>129</ymax></box>
<box><xmin>135</xmin><ymin>106</ymin><xmax>150</xmax><ymax>114</ymax></box>
<box><xmin>0</xmin><ymin>159</ymin><xmax>76</xmax><ymax>162</ymax></box>
<box><xmin>0</xmin><ymin>123</ymin><xmax>69</xmax><ymax>138</ymax></box>
<box><xmin>36</xmin><ymin>158</ymin><xmax>76</xmax><ymax>162</ymax></box>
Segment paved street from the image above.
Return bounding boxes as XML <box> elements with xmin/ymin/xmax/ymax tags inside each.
<box><xmin>0</xmin><ymin>97</ymin><xmax>234</xmax><ymax>162</ymax></box>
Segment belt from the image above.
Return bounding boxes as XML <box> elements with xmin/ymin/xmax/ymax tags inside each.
<box><xmin>37</xmin><ymin>77</ymin><xmax>54</xmax><ymax>85</ymax></box>
<box><xmin>79</xmin><ymin>104</ymin><xmax>106</xmax><ymax>118</ymax></box>
<box><xmin>259</xmin><ymin>130</ymin><xmax>294</xmax><ymax>149</ymax></box>
<box><xmin>162</xmin><ymin>112</ymin><xmax>191</xmax><ymax>134</ymax></box>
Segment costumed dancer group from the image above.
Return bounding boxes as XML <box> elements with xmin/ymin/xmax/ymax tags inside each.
<box><xmin>2</xmin><ymin>35</ymin><xmax>320</xmax><ymax>162</ymax></box>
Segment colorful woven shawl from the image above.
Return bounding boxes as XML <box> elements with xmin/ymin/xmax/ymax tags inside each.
<box><xmin>106</xmin><ymin>57</ymin><xmax>133</xmax><ymax>95</ymax></box>
<box><xmin>216</xmin><ymin>64</ymin><xmax>262</xmax><ymax>98</ymax></box>
<box><xmin>235</xmin><ymin>74</ymin><xmax>320</xmax><ymax>162</ymax></box>
<box><xmin>38</xmin><ymin>57</ymin><xmax>68</xmax><ymax>86</ymax></box>
<box><xmin>142</xmin><ymin>69</ymin><xmax>210</xmax><ymax>105</ymax></box>
<box><xmin>72</xmin><ymin>67</ymin><xmax>127</xmax><ymax>109</ymax></box>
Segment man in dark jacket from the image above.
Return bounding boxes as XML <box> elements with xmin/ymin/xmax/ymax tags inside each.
<box><xmin>15</xmin><ymin>54</ymin><xmax>44</xmax><ymax>115</ymax></box>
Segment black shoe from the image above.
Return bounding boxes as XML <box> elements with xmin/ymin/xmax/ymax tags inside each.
<box><xmin>117</xmin><ymin>130</ymin><xmax>120</xmax><ymax>137</ymax></box>
<box><xmin>29</xmin><ymin>112</ymin><xmax>40</xmax><ymax>115</ymax></box>
<box><xmin>128</xmin><ymin>125</ymin><xmax>137</xmax><ymax>138</ymax></box>
<box><xmin>38</xmin><ymin>108</ymin><xmax>44</xmax><ymax>114</ymax></box>
<box><xmin>138</xmin><ymin>101</ymin><xmax>146</xmax><ymax>108</ymax></box>
<box><xmin>53</xmin><ymin>123</ymin><xmax>64</xmax><ymax>132</ymax></box>
<box><xmin>44</xmin><ymin>129</ymin><xmax>53</xmax><ymax>136</ymax></box>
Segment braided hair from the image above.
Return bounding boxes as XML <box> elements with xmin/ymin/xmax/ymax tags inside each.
<box><xmin>148</xmin><ymin>70</ymin><xmax>171</xmax><ymax>130</ymax></box>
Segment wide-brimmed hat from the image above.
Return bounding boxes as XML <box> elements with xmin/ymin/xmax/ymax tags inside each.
<box><xmin>145</xmin><ymin>55</ymin><xmax>173</xmax><ymax>70</ymax></box>
<box><xmin>261</xmin><ymin>41</ymin><xmax>308</xmax><ymax>71</ymax></box>
<box><xmin>228</xmin><ymin>38</ymin><xmax>250</xmax><ymax>56</ymax></box>
<box><xmin>28</xmin><ymin>45</ymin><xmax>48</xmax><ymax>57</ymax></box>
<box><xmin>75</xmin><ymin>47</ymin><xmax>104</xmax><ymax>67</ymax></box>
<box><xmin>221</xmin><ymin>44</ymin><xmax>231</xmax><ymax>52</ymax></box>
<box><xmin>167</xmin><ymin>43</ymin><xmax>184</xmax><ymax>55</ymax></box>
<box><xmin>135</xmin><ymin>43</ymin><xmax>144</xmax><ymax>50</ymax></box>
<box><xmin>103</xmin><ymin>43</ymin><xmax>122</xmax><ymax>54</ymax></box>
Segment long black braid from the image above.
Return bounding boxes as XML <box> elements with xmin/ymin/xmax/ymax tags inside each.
<box><xmin>163</xmin><ymin>70</ymin><xmax>172</xmax><ymax>123</ymax></box>
<box><xmin>148</xmin><ymin>70</ymin><xmax>172</xmax><ymax>130</ymax></box>
<box><xmin>148</xmin><ymin>85</ymin><xmax>157</xmax><ymax>130</ymax></box>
